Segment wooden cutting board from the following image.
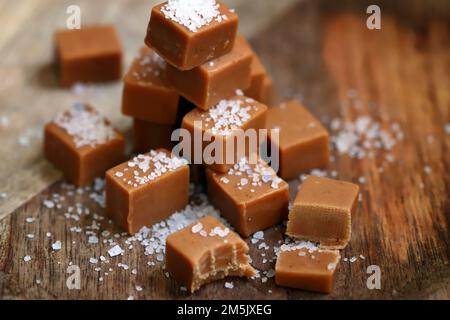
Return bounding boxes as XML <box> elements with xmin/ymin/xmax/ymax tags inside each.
<box><xmin>0</xmin><ymin>0</ymin><xmax>449</xmax><ymax>299</ymax></box>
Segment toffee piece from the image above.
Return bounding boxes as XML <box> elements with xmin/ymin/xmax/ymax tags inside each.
<box><xmin>243</xmin><ymin>52</ymin><xmax>274</xmax><ymax>106</ymax></box>
<box><xmin>275</xmin><ymin>244</ymin><xmax>341</xmax><ymax>293</ymax></box>
<box><xmin>166</xmin><ymin>35</ymin><xmax>253</xmax><ymax>110</ymax></box>
<box><xmin>122</xmin><ymin>47</ymin><xmax>180</xmax><ymax>124</ymax></box>
<box><xmin>286</xmin><ymin>176</ymin><xmax>359</xmax><ymax>249</ymax></box>
<box><xmin>206</xmin><ymin>157</ymin><xmax>289</xmax><ymax>237</ymax></box>
<box><xmin>106</xmin><ymin>150</ymin><xmax>189</xmax><ymax>234</ymax></box>
<box><xmin>44</xmin><ymin>103</ymin><xmax>125</xmax><ymax>187</ymax></box>
<box><xmin>145</xmin><ymin>0</ymin><xmax>239</xmax><ymax>70</ymax></box>
<box><xmin>181</xmin><ymin>96</ymin><xmax>268</xmax><ymax>173</ymax></box>
<box><xmin>133</xmin><ymin>119</ymin><xmax>175</xmax><ymax>153</ymax></box>
<box><xmin>166</xmin><ymin>215</ymin><xmax>256</xmax><ymax>292</ymax></box>
<box><xmin>55</xmin><ymin>25</ymin><xmax>122</xmax><ymax>86</ymax></box>
<box><xmin>267</xmin><ymin>101</ymin><xmax>330</xmax><ymax>180</ymax></box>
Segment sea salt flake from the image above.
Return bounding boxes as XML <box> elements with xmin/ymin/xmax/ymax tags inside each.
<box><xmin>224</xmin><ymin>282</ymin><xmax>234</xmax><ymax>289</ymax></box>
<box><xmin>52</xmin><ymin>241</ymin><xmax>62</xmax><ymax>251</ymax></box>
<box><xmin>108</xmin><ymin>245</ymin><xmax>124</xmax><ymax>257</ymax></box>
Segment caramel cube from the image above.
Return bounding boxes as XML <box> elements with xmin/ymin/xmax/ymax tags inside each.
<box><xmin>286</xmin><ymin>176</ymin><xmax>359</xmax><ymax>249</ymax></box>
<box><xmin>122</xmin><ymin>47</ymin><xmax>180</xmax><ymax>124</ymax></box>
<box><xmin>275</xmin><ymin>246</ymin><xmax>341</xmax><ymax>293</ymax></box>
<box><xmin>44</xmin><ymin>103</ymin><xmax>125</xmax><ymax>187</ymax></box>
<box><xmin>166</xmin><ymin>35</ymin><xmax>253</xmax><ymax>110</ymax></box>
<box><xmin>106</xmin><ymin>150</ymin><xmax>189</xmax><ymax>234</ymax></box>
<box><xmin>166</xmin><ymin>215</ymin><xmax>256</xmax><ymax>292</ymax></box>
<box><xmin>145</xmin><ymin>0</ymin><xmax>239</xmax><ymax>70</ymax></box>
<box><xmin>55</xmin><ymin>25</ymin><xmax>122</xmax><ymax>86</ymax></box>
<box><xmin>206</xmin><ymin>157</ymin><xmax>289</xmax><ymax>237</ymax></box>
<box><xmin>133</xmin><ymin>119</ymin><xmax>175</xmax><ymax>154</ymax></box>
<box><xmin>267</xmin><ymin>101</ymin><xmax>330</xmax><ymax>180</ymax></box>
<box><xmin>181</xmin><ymin>96</ymin><xmax>268</xmax><ymax>173</ymax></box>
<box><xmin>243</xmin><ymin>52</ymin><xmax>274</xmax><ymax>106</ymax></box>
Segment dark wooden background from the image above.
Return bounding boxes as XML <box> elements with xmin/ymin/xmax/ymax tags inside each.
<box><xmin>0</xmin><ymin>0</ymin><xmax>449</xmax><ymax>299</ymax></box>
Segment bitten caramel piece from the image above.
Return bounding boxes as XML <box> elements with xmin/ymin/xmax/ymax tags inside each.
<box><xmin>286</xmin><ymin>176</ymin><xmax>359</xmax><ymax>249</ymax></box>
<box><xmin>182</xmin><ymin>96</ymin><xmax>268</xmax><ymax>173</ymax></box>
<box><xmin>145</xmin><ymin>0</ymin><xmax>239</xmax><ymax>70</ymax></box>
<box><xmin>44</xmin><ymin>103</ymin><xmax>125</xmax><ymax>187</ymax></box>
<box><xmin>243</xmin><ymin>51</ymin><xmax>274</xmax><ymax>106</ymax></box>
<box><xmin>55</xmin><ymin>25</ymin><xmax>122</xmax><ymax>86</ymax></box>
<box><xmin>122</xmin><ymin>47</ymin><xmax>180</xmax><ymax>124</ymax></box>
<box><xmin>166</xmin><ymin>35</ymin><xmax>253</xmax><ymax>110</ymax></box>
<box><xmin>206</xmin><ymin>157</ymin><xmax>289</xmax><ymax>237</ymax></box>
<box><xmin>275</xmin><ymin>243</ymin><xmax>341</xmax><ymax>293</ymax></box>
<box><xmin>166</xmin><ymin>215</ymin><xmax>256</xmax><ymax>292</ymax></box>
<box><xmin>106</xmin><ymin>150</ymin><xmax>189</xmax><ymax>234</ymax></box>
<box><xmin>267</xmin><ymin>101</ymin><xmax>330</xmax><ymax>180</ymax></box>
<box><xmin>133</xmin><ymin>119</ymin><xmax>175</xmax><ymax>153</ymax></box>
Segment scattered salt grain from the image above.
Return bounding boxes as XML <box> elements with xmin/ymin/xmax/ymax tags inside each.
<box><xmin>191</xmin><ymin>222</ymin><xmax>203</xmax><ymax>234</ymax></box>
<box><xmin>328</xmin><ymin>263</ymin><xmax>337</xmax><ymax>271</ymax></box>
<box><xmin>52</xmin><ymin>241</ymin><xmax>62</xmax><ymax>251</ymax></box>
<box><xmin>24</xmin><ymin>255</ymin><xmax>31</xmax><ymax>262</ymax></box>
<box><xmin>224</xmin><ymin>282</ymin><xmax>234</xmax><ymax>289</ymax></box>
<box><xmin>89</xmin><ymin>258</ymin><xmax>98</xmax><ymax>264</ymax></box>
<box><xmin>108</xmin><ymin>245</ymin><xmax>124</xmax><ymax>257</ymax></box>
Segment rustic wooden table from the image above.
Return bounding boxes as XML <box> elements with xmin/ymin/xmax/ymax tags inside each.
<box><xmin>0</xmin><ymin>0</ymin><xmax>449</xmax><ymax>300</ymax></box>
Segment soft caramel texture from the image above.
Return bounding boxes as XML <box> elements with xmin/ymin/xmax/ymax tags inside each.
<box><xmin>145</xmin><ymin>1</ymin><xmax>238</xmax><ymax>70</ymax></box>
<box><xmin>122</xmin><ymin>47</ymin><xmax>180</xmax><ymax>124</ymax></box>
<box><xmin>44</xmin><ymin>109</ymin><xmax>125</xmax><ymax>187</ymax></box>
<box><xmin>267</xmin><ymin>101</ymin><xmax>330</xmax><ymax>180</ymax></box>
<box><xmin>275</xmin><ymin>249</ymin><xmax>341</xmax><ymax>293</ymax></box>
<box><xmin>166</xmin><ymin>36</ymin><xmax>253</xmax><ymax>110</ymax></box>
<box><xmin>55</xmin><ymin>25</ymin><xmax>122</xmax><ymax>86</ymax></box>
<box><xmin>243</xmin><ymin>51</ymin><xmax>274</xmax><ymax>106</ymax></box>
<box><xmin>181</xmin><ymin>96</ymin><xmax>268</xmax><ymax>173</ymax></box>
<box><xmin>286</xmin><ymin>176</ymin><xmax>359</xmax><ymax>249</ymax></box>
<box><xmin>133</xmin><ymin>119</ymin><xmax>175</xmax><ymax>153</ymax></box>
<box><xmin>166</xmin><ymin>216</ymin><xmax>256</xmax><ymax>292</ymax></box>
<box><xmin>206</xmin><ymin>164</ymin><xmax>289</xmax><ymax>237</ymax></box>
<box><xmin>105</xmin><ymin>150</ymin><xmax>189</xmax><ymax>235</ymax></box>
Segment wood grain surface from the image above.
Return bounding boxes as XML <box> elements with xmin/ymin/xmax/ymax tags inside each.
<box><xmin>0</xmin><ymin>0</ymin><xmax>449</xmax><ymax>300</ymax></box>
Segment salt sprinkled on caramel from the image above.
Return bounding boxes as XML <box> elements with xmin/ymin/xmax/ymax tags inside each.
<box><xmin>161</xmin><ymin>0</ymin><xmax>224</xmax><ymax>33</ymax></box>
<box><xmin>223</xmin><ymin>157</ymin><xmax>282</xmax><ymax>191</ymax></box>
<box><xmin>204</xmin><ymin>99</ymin><xmax>254</xmax><ymax>136</ymax></box>
<box><xmin>114</xmin><ymin>150</ymin><xmax>188</xmax><ymax>188</ymax></box>
<box><xmin>54</xmin><ymin>103</ymin><xmax>116</xmax><ymax>148</ymax></box>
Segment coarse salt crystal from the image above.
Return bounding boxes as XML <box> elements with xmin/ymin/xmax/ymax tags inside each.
<box><xmin>224</xmin><ymin>282</ymin><xmax>234</xmax><ymax>289</ymax></box>
<box><xmin>191</xmin><ymin>222</ymin><xmax>203</xmax><ymax>234</ymax></box>
<box><xmin>52</xmin><ymin>241</ymin><xmax>62</xmax><ymax>251</ymax></box>
<box><xmin>24</xmin><ymin>255</ymin><xmax>31</xmax><ymax>262</ymax></box>
<box><xmin>108</xmin><ymin>245</ymin><xmax>124</xmax><ymax>257</ymax></box>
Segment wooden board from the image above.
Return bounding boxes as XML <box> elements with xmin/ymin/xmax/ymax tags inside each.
<box><xmin>0</xmin><ymin>0</ymin><xmax>449</xmax><ymax>300</ymax></box>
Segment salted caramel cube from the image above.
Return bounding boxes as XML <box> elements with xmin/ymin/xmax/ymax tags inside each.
<box><xmin>145</xmin><ymin>0</ymin><xmax>238</xmax><ymax>70</ymax></box>
<box><xmin>267</xmin><ymin>101</ymin><xmax>330</xmax><ymax>180</ymax></box>
<box><xmin>44</xmin><ymin>103</ymin><xmax>125</xmax><ymax>187</ymax></box>
<box><xmin>206</xmin><ymin>158</ymin><xmax>289</xmax><ymax>237</ymax></box>
<box><xmin>181</xmin><ymin>96</ymin><xmax>268</xmax><ymax>173</ymax></box>
<box><xmin>133</xmin><ymin>119</ymin><xmax>175</xmax><ymax>153</ymax></box>
<box><xmin>122</xmin><ymin>47</ymin><xmax>180</xmax><ymax>124</ymax></box>
<box><xmin>275</xmin><ymin>247</ymin><xmax>341</xmax><ymax>293</ymax></box>
<box><xmin>166</xmin><ymin>215</ymin><xmax>256</xmax><ymax>292</ymax></box>
<box><xmin>243</xmin><ymin>52</ymin><xmax>274</xmax><ymax>106</ymax></box>
<box><xmin>287</xmin><ymin>176</ymin><xmax>359</xmax><ymax>249</ymax></box>
<box><xmin>106</xmin><ymin>150</ymin><xmax>189</xmax><ymax>234</ymax></box>
<box><xmin>166</xmin><ymin>35</ymin><xmax>253</xmax><ymax>110</ymax></box>
<box><xmin>55</xmin><ymin>25</ymin><xmax>122</xmax><ymax>86</ymax></box>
